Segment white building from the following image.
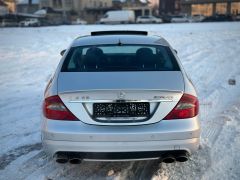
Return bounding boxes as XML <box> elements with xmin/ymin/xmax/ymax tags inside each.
<box><xmin>39</xmin><ymin>0</ymin><xmax>113</xmax><ymax>22</ymax></box>
<box><xmin>39</xmin><ymin>0</ymin><xmax>112</xmax><ymax>12</ymax></box>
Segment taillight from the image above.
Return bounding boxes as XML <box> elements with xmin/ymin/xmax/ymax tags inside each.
<box><xmin>43</xmin><ymin>95</ymin><xmax>78</xmax><ymax>121</ymax></box>
<box><xmin>163</xmin><ymin>94</ymin><xmax>199</xmax><ymax>120</ymax></box>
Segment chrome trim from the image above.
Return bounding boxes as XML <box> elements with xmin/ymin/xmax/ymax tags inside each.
<box><xmin>59</xmin><ymin>89</ymin><xmax>183</xmax><ymax>94</ymax></box>
<box><xmin>69</xmin><ymin>99</ymin><xmax>173</xmax><ymax>103</ymax></box>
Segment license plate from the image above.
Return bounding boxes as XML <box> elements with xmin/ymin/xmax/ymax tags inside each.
<box><xmin>93</xmin><ymin>102</ymin><xmax>150</xmax><ymax>118</ymax></box>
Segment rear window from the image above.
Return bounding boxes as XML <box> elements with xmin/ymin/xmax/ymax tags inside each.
<box><xmin>61</xmin><ymin>45</ymin><xmax>180</xmax><ymax>72</ymax></box>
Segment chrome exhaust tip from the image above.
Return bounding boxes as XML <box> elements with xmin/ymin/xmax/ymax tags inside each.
<box><xmin>55</xmin><ymin>153</ymin><xmax>69</xmax><ymax>164</ymax></box>
<box><xmin>175</xmin><ymin>153</ymin><xmax>189</xmax><ymax>162</ymax></box>
<box><xmin>162</xmin><ymin>155</ymin><xmax>176</xmax><ymax>163</ymax></box>
<box><xmin>69</xmin><ymin>158</ymin><xmax>82</xmax><ymax>164</ymax></box>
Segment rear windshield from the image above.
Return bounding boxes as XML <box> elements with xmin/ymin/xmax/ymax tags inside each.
<box><xmin>61</xmin><ymin>45</ymin><xmax>180</xmax><ymax>72</ymax></box>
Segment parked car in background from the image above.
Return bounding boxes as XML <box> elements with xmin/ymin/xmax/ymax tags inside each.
<box><xmin>100</xmin><ymin>10</ymin><xmax>135</xmax><ymax>24</ymax></box>
<box><xmin>34</xmin><ymin>9</ymin><xmax>47</xmax><ymax>17</ymax></box>
<box><xmin>191</xmin><ymin>14</ymin><xmax>205</xmax><ymax>22</ymax></box>
<box><xmin>202</xmin><ymin>14</ymin><xmax>233</xmax><ymax>22</ymax></box>
<box><xmin>171</xmin><ymin>15</ymin><xmax>191</xmax><ymax>23</ymax></box>
<box><xmin>72</xmin><ymin>18</ymin><xmax>87</xmax><ymax>25</ymax></box>
<box><xmin>161</xmin><ymin>15</ymin><xmax>173</xmax><ymax>23</ymax></box>
<box><xmin>136</xmin><ymin>15</ymin><xmax>162</xmax><ymax>23</ymax></box>
<box><xmin>19</xmin><ymin>18</ymin><xmax>40</xmax><ymax>27</ymax></box>
<box><xmin>235</xmin><ymin>14</ymin><xmax>240</xmax><ymax>21</ymax></box>
<box><xmin>1</xmin><ymin>19</ymin><xmax>18</xmax><ymax>27</ymax></box>
<box><xmin>42</xmin><ymin>30</ymin><xmax>200</xmax><ymax>164</ymax></box>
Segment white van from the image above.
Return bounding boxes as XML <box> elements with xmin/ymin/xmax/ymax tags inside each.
<box><xmin>100</xmin><ymin>10</ymin><xmax>135</xmax><ymax>24</ymax></box>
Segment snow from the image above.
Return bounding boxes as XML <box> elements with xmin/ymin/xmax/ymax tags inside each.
<box><xmin>0</xmin><ymin>22</ymin><xmax>240</xmax><ymax>179</ymax></box>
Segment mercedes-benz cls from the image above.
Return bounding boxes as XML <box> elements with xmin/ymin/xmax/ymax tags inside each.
<box><xmin>42</xmin><ymin>31</ymin><xmax>200</xmax><ymax>164</ymax></box>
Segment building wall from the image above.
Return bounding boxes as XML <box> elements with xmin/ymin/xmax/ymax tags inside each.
<box><xmin>84</xmin><ymin>0</ymin><xmax>112</xmax><ymax>8</ymax></box>
<box><xmin>181</xmin><ymin>0</ymin><xmax>240</xmax><ymax>16</ymax></box>
<box><xmin>16</xmin><ymin>4</ymin><xmax>39</xmax><ymax>13</ymax></box>
<box><xmin>191</xmin><ymin>3</ymin><xmax>213</xmax><ymax>16</ymax></box>
<box><xmin>39</xmin><ymin>0</ymin><xmax>50</xmax><ymax>8</ymax></box>
<box><xmin>231</xmin><ymin>2</ymin><xmax>240</xmax><ymax>14</ymax></box>
<box><xmin>4</xmin><ymin>0</ymin><xmax>16</xmax><ymax>13</ymax></box>
<box><xmin>40</xmin><ymin>0</ymin><xmax>112</xmax><ymax>11</ymax></box>
<box><xmin>121</xmin><ymin>0</ymin><xmax>153</xmax><ymax>16</ymax></box>
<box><xmin>0</xmin><ymin>5</ymin><xmax>8</xmax><ymax>15</ymax></box>
<box><xmin>159</xmin><ymin>0</ymin><xmax>180</xmax><ymax>14</ymax></box>
<box><xmin>39</xmin><ymin>0</ymin><xmax>112</xmax><ymax>23</ymax></box>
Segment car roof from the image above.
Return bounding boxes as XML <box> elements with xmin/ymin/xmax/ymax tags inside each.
<box><xmin>71</xmin><ymin>32</ymin><xmax>170</xmax><ymax>47</ymax></box>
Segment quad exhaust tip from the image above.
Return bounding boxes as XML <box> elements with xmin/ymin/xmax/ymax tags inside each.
<box><xmin>161</xmin><ymin>151</ymin><xmax>189</xmax><ymax>163</ymax></box>
<box><xmin>55</xmin><ymin>153</ymin><xmax>82</xmax><ymax>164</ymax></box>
<box><xmin>69</xmin><ymin>158</ymin><xmax>82</xmax><ymax>164</ymax></box>
<box><xmin>162</xmin><ymin>154</ymin><xmax>176</xmax><ymax>163</ymax></box>
<box><xmin>175</xmin><ymin>153</ymin><xmax>189</xmax><ymax>162</ymax></box>
<box><xmin>55</xmin><ymin>154</ymin><xmax>69</xmax><ymax>164</ymax></box>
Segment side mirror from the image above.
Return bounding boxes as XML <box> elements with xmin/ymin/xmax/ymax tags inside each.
<box><xmin>60</xmin><ymin>49</ymin><xmax>66</xmax><ymax>56</ymax></box>
<box><xmin>174</xmin><ymin>49</ymin><xmax>178</xmax><ymax>54</ymax></box>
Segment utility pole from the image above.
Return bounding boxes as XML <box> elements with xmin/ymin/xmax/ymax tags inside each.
<box><xmin>61</xmin><ymin>0</ymin><xmax>67</xmax><ymax>23</ymax></box>
<box><xmin>28</xmin><ymin>0</ymin><xmax>32</xmax><ymax>13</ymax></box>
<box><xmin>158</xmin><ymin>0</ymin><xmax>161</xmax><ymax>15</ymax></box>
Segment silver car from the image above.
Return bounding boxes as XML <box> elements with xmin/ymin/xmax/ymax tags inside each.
<box><xmin>136</xmin><ymin>16</ymin><xmax>163</xmax><ymax>24</ymax></box>
<box><xmin>42</xmin><ymin>31</ymin><xmax>200</xmax><ymax>164</ymax></box>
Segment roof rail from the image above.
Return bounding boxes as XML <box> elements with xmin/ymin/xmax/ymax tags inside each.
<box><xmin>91</xmin><ymin>31</ymin><xmax>148</xmax><ymax>36</ymax></box>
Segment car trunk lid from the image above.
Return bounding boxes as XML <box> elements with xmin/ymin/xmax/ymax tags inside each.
<box><xmin>58</xmin><ymin>71</ymin><xmax>184</xmax><ymax>125</ymax></box>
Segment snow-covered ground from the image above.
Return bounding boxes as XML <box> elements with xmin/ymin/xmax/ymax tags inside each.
<box><xmin>0</xmin><ymin>22</ymin><xmax>240</xmax><ymax>180</ymax></box>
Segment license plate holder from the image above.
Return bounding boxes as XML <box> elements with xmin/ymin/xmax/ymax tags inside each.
<box><xmin>93</xmin><ymin>102</ymin><xmax>150</xmax><ymax>118</ymax></box>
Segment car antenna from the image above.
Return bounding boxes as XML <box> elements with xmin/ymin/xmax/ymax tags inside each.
<box><xmin>117</xmin><ymin>39</ymin><xmax>123</xmax><ymax>46</ymax></box>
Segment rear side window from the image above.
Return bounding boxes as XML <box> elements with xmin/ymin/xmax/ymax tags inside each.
<box><xmin>61</xmin><ymin>45</ymin><xmax>180</xmax><ymax>72</ymax></box>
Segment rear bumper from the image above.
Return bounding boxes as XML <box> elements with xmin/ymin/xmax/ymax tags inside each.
<box><xmin>42</xmin><ymin>116</ymin><xmax>200</xmax><ymax>158</ymax></box>
<box><xmin>43</xmin><ymin>138</ymin><xmax>200</xmax><ymax>158</ymax></box>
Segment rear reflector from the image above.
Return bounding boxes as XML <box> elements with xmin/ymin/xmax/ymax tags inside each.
<box><xmin>43</xmin><ymin>95</ymin><xmax>78</xmax><ymax>121</ymax></box>
<box><xmin>163</xmin><ymin>94</ymin><xmax>199</xmax><ymax>120</ymax></box>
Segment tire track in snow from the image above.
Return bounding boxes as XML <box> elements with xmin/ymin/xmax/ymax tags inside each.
<box><xmin>0</xmin><ymin>143</ymin><xmax>41</xmax><ymax>170</ymax></box>
<box><xmin>201</xmin><ymin>104</ymin><xmax>240</xmax><ymax>180</ymax></box>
